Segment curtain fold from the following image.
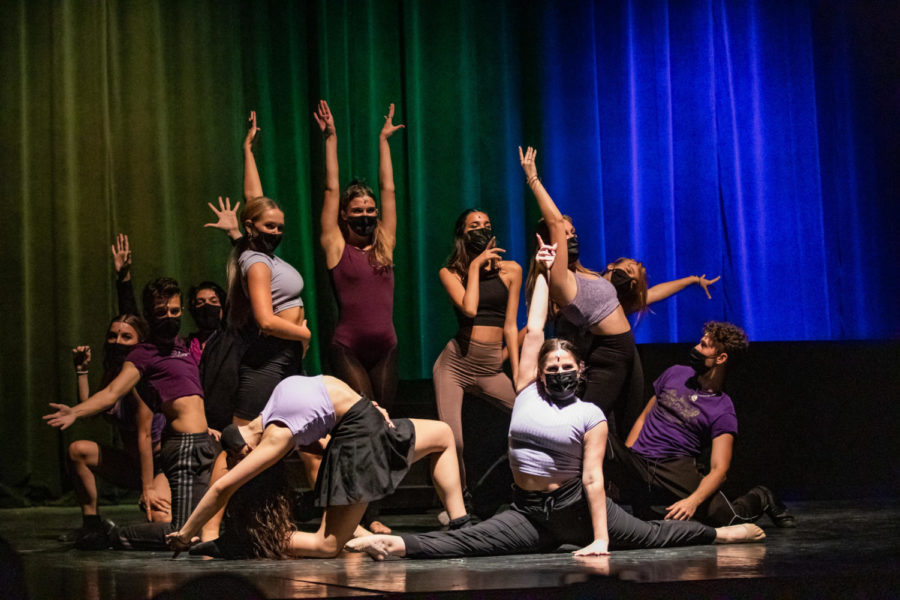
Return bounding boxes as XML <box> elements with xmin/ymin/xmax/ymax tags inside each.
<box><xmin>1</xmin><ymin>0</ymin><xmax>895</xmax><ymax>495</ymax></box>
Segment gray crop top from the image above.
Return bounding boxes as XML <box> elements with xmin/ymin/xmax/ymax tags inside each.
<box><xmin>239</xmin><ymin>250</ymin><xmax>304</xmax><ymax>313</ymax></box>
<box><xmin>558</xmin><ymin>272</ymin><xmax>619</xmax><ymax>330</ymax></box>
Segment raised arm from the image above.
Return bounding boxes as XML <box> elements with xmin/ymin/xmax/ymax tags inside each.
<box><xmin>503</xmin><ymin>261</ymin><xmax>522</xmax><ymax>385</ymax></box>
<box><xmin>166</xmin><ymin>425</ymin><xmax>295</xmax><ymax>551</ymax></box>
<box><xmin>112</xmin><ymin>233</ymin><xmax>138</xmax><ymax>316</ymax></box>
<box><xmin>516</xmin><ymin>237</ymin><xmax>556</xmax><ymax>392</ymax></box>
<box><xmin>519</xmin><ymin>146</ymin><xmax>576</xmax><ymax>304</ymax></box>
<box><xmin>378</xmin><ymin>103</ymin><xmax>404</xmax><ymax>242</ymax></box>
<box><xmin>574</xmin><ymin>421</ymin><xmax>611</xmax><ymax>556</ymax></box>
<box><xmin>665</xmin><ymin>433</ymin><xmax>733</xmax><ymax>521</ymax></box>
<box><xmin>647</xmin><ymin>274</ymin><xmax>720</xmax><ymax>305</ymax></box>
<box><xmin>313</xmin><ymin>100</ymin><xmax>344</xmax><ymax>267</ymax></box>
<box><xmin>204</xmin><ymin>196</ymin><xmax>242</xmax><ymax>242</ymax></box>
<box><xmin>44</xmin><ymin>363</ymin><xmax>142</xmax><ymax>430</ymax></box>
<box><xmin>72</xmin><ymin>346</ymin><xmax>91</xmax><ymax>404</ymax></box>
<box><xmin>243</xmin><ymin>111</ymin><xmax>264</xmax><ymax>202</ymax></box>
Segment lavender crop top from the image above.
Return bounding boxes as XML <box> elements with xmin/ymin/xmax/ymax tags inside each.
<box><xmin>239</xmin><ymin>250</ymin><xmax>304</xmax><ymax>313</ymax></box>
<box><xmin>508</xmin><ymin>383</ymin><xmax>606</xmax><ymax>479</ymax></box>
<box><xmin>558</xmin><ymin>272</ymin><xmax>620</xmax><ymax>330</ymax></box>
<box><xmin>261</xmin><ymin>375</ymin><xmax>336</xmax><ymax>447</ymax></box>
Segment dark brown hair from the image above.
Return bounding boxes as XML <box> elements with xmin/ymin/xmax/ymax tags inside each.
<box><xmin>141</xmin><ymin>277</ymin><xmax>181</xmax><ymax>322</ymax></box>
<box><xmin>524</xmin><ymin>217</ymin><xmax>600</xmax><ymax>314</ymax></box>
<box><xmin>535</xmin><ymin>338</ymin><xmax>584</xmax><ymax>398</ymax></box>
<box><xmin>339</xmin><ymin>180</ymin><xmax>393</xmax><ymax>268</ymax></box>
<box><xmin>222</xmin><ymin>460</ymin><xmax>294</xmax><ymax>559</ymax></box>
<box><xmin>445</xmin><ymin>208</ymin><xmax>496</xmax><ymax>281</ymax></box>
<box><xmin>703</xmin><ymin>321</ymin><xmax>749</xmax><ymax>367</ymax></box>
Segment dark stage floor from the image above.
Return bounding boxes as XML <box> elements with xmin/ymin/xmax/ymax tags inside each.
<box><xmin>2</xmin><ymin>499</ymin><xmax>897</xmax><ymax>599</ymax></box>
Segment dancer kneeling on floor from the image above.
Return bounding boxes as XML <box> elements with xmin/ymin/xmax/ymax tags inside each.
<box><xmin>347</xmin><ymin>241</ymin><xmax>764</xmax><ymax>560</ymax></box>
<box><xmin>165</xmin><ymin>375</ymin><xmax>470</xmax><ymax>559</ymax></box>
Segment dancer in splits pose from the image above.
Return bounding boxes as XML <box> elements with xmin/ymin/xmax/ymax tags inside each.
<box><xmin>347</xmin><ymin>242</ymin><xmax>764</xmax><ymax>560</ymax></box>
<box><xmin>433</xmin><ymin>207</ymin><xmax>522</xmax><ymax>500</ymax></box>
<box><xmin>314</xmin><ymin>100</ymin><xmax>404</xmax><ymax>533</ymax></box>
<box><xmin>166</xmin><ymin>375</ymin><xmax>470</xmax><ymax>559</ymax></box>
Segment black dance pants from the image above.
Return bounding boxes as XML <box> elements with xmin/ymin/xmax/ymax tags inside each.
<box><xmin>112</xmin><ymin>432</ymin><xmax>217</xmax><ymax>550</ymax></box>
<box><xmin>400</xmin><ymin>478</ymin><xmax>716</xmax><ymax>558</ymax></box>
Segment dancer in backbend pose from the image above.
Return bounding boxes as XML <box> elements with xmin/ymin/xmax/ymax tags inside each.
<box><xmin>433</xmin><ymin>207</ymin><xmax>522</xmax><ymax>497</ymax></box>
<box><xmin>313</xmin><ymin>100</ymin><xmax>404</xmax><ymax>534</ymax></box>
<box><xmin>45</xmin><ymin>277</ymin><xmax>215</xmax><ymax>550</ymax></box>
<box><xmin>347</xmin><ymin>242</ymin><xmax>764</xmax><ymax>560</ymax></box>
<box><xmin>520</xmin><ymin>146</ymin><xmax>645</xmax><ymax>440</ymax></box>
<box><xmin>165</xmin><ymin>375</ymin><xmax>470</xmax><ymax>559</ymax></box>
<box><xmin>227</xmin><ymin>111</ymin><xmax>310</xmax><ymax>426</ymax></box>
<box><xmin>62</xmin><ymin>314</ymin><xmax>171</xmax><ymax>549</ymax></box>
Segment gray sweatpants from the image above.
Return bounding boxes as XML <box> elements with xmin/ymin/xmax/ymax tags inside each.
<box><xmin>401</xmin><ymin>479</ymin><xmax>716</xmax><ymax>558</ymax></box>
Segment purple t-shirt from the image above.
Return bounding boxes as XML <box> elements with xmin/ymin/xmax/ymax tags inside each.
<box><xmin>126</xmin><ymin>338</ymin><xmax>204</xmax><ymax>414</ymax></box>
<box><xmin>630</xmin><ymin>365</ymin><xmax>737</xmax><ymax>460</ymax></box>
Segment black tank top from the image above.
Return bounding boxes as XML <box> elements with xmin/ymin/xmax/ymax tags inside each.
<box><xmin>454</xmin><ymin>269</ymin><xmax>508</xmax><ymax>330</ymax></box>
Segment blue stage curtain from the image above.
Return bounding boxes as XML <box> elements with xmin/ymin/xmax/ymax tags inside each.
<box><xmin>527</xmin><ymin>0</ymin><xmax>899</xmax><ymax>343</ymax></box>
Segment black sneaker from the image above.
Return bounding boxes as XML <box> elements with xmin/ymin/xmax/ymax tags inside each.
<box><xmin>74</xmin><ymin>518</ymin><xmax>116</xmax><ymax>550</ymax></box>
<box><xmin>60</xmin><ymin>518</ymin><xmax>115</xmax><ymax>544</ymax></box>
<box><xmin>756</xmin><ymin>486</ymin><xmax>796</xmax><ymax>528</ymax></box>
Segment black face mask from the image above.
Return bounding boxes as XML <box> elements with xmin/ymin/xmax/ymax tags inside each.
<box><xmin>103</xmin><ymin>342</ymin><xmax>133</xmax><ymax>373</ymax></box>
<box><xmin>347</xmin><ymin>215</ymin><xmax>377</xmax><ymax>237</ymax></box>
<box><xmin>253</xmin><ymin>231</ymin><xmax>282</xmax><ymax>254</ymax></box>
<box><xmin>567</xmin><ymin>235</ymin><xmax>580</xmax><ymax>264</ymax></box>
<box><xmin>543</xmin><ymin>370</ymin><xmax>580</xmax><ymax>402</ymax></box>
<box><xmin>191</xmin><ymin>303</ymin><xmax>221</xmax><ymax>332</ymax></box>
<box><xmin>464</xmin><ymin>228</ymin><xmax>494</xmax><ymax>255</ymax></box>
<box><xmin>689</xmin><ymin>347</ymin><xmax>714</xmax><ymax>375</ymax></box>
<box><xmin>609</xmin><ymin>268</ymin><xmax>634</xmax><ymax>298</ymax></box>
<box><xmin>151</xmin><ymin>316</ymin><xmax>181</xmax><ymax>341</ymax></box>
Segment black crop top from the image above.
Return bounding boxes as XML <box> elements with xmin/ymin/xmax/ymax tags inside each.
<box><xmin>454</xmin><ymin>269</ymin><xmax>508</xmax><ymax>330</ymax></box>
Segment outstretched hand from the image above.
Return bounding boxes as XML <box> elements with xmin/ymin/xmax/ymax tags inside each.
<box><xmin>313</xmin><ymin>100</ymin><xmax>335</xmax><ymax>137</ymax></box>
<box><xmin>519</xmin><ymin>146</ymin><xmax>539</xmax><ymax>181</ymax></box>
<box><xmin>534</xmin><ymin>234</ymin><xmax>557</xmax><ymax>271</ymax></box>
<box><xmin>244</xmin><ymin>110</ymin><xmax>261</xmax><ymax>149</ymax></box>
<box><xmin>43</xmin><ymin>403</ymin><xmax>76</xmax><ymax>430</ymax></box>
<box><xmin>698</xmin><ymin>274</ymin><xmax>721</xmax><ymax>299</ymax></box>
<box><xmin>72</xmin><ymin>346</ymin><xmax>92</xmax><ymax>371</ymax></box>
<box><xmin>380</xmin><ymin>103</ymin><xmax>405</xmax><ymax>139</ymax></box>
<box><xmin>111</xmin><ymin>233</ymin><xmax>132</xmax><ymax>276</ymax></box>
<box><xmin>204</xmin><ymin>196</ymin><xmax>241</xmax><ymax>237</ymax></box>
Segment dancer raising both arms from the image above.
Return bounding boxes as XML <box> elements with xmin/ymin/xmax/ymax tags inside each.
<box><xmin>347</xmin><ymin>241</ymin><xmax>764</xmax><ymax>560</ymax></box>
<box><xmin>165</xmin><ymin>375</ymin><xmax>471</xmax><ymax>559</ymax></box>
<box><xmin>227</xmin><ymin>111</ymin><xmax>311</xmax><ymax>426</ymax></box>
<box><xmin>314</xmin><ymin>100</ymin><xmax>403</xmax><ymax>419</ymax></box>
<box><xmin>313</xmin><ymin>99</ymin><xmax>404</xmax><ymax>534</ymax></box>
<box><xmin>520</xmin><ymin>146</ymin><xmax>645</xmax><ymax>440</ymax></box>
<box><xmin>433</xmin><ymin>207</ymin><xmax>522</xmax><ymax>498</ymax></box>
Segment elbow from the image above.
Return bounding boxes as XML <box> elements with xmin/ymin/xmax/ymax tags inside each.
<box><xmin>257</xmin><ymin>317</ymin><xmax>278</xmax><ymax>337</ymax></box>
<box><xmin>460</xmin><ymin>307</ymin><xmax>478</xmax><ymax>319</ymax></box>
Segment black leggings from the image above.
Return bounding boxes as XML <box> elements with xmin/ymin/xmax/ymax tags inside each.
<box><xmin>328</xmin><ymin>343</ymin><xmax>398</xmax><ymax>412</ymax></box>
<box><xmin>234</xmin><ymin>335</ymin><xmax>303</xmax><ymax>420</ymax></box>
<box><xmin>582</xmin><ymin>331</ymin><xmax>645</xmax><ymax>441</ymax></box>
<box><xmin>400</xmin><ymin>479</ymin><xmax>716</xmax><ymax>558</ymax></box>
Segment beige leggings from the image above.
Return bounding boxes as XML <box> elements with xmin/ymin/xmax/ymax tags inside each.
<box><xmin>432</xmin><ymin>337</ymin><xmax>516</xmax><ymax>487</ymax></box>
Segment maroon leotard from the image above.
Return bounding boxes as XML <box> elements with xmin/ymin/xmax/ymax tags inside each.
<box><xmin>329</xmin><ymin>243</ymin><xmax>397</xmax><ymax>367</ymax></box>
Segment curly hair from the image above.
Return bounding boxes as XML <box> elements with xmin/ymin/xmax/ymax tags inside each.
<box><xmin>222</xmin><ymin>460</ymin><xmax>295</xmax><ymax>559</ymax></box>
<box><xmin>703</xmin><ymin>321</ymin><xmax>749</xmax><ymax>366</ymax></box>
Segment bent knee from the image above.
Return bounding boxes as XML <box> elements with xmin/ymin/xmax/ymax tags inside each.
<box><xmin>68</xmin><ymin>440</ymin><xmax>97</xmax><ymax>462</ymax></box>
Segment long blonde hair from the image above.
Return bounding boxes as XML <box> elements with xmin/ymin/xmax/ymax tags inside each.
<box><xmin>340</xmin><ymin>180</ymin><xmax>393</xmax><ymax>268</ymax></box>
<box><xmin>226</xmin><ymin>196</ymin><xmax>280</xmax><ymax>328</ymax></box>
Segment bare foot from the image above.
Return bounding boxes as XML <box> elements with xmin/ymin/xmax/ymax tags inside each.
<box><xmin>345</xmin><ymin>535</ymin><xmax>392</xmax><ymax>561</ymax></box>
<box><xmin>353</xmin><ymin>524</ymin><xmax>373</xmax><ymax>538</ymax></box>
<box><xmin>368</xmin><ymin>520</ymin><xmax>392</xmax><ymax>535</ymax></box>
<box><xmin>715</xmin><ymin>523</ymin><xmax>766</xmax><ymax>544</ymax></box>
